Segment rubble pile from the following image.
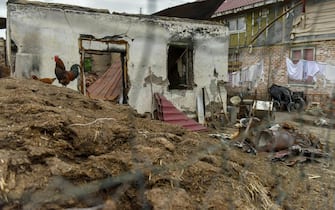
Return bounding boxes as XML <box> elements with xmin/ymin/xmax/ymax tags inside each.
<box><xmin>0</xmin><ymin>78</ymin><xmax>334</xmax><ymax>209</ymax></box>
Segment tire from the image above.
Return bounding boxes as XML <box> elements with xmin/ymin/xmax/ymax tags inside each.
<box><xmin>287</xmin><ymin>102</ymin><xmax>295</xmax><ymax>112</ymax></box>
<box><xmin>294</xmin><ymin>97</ymin><xmax>305</xmax><ymax>112</ymax></box>
<box><xmin>273</xmin><ymin>100</ymin><xmax>281</xmax><ymax>111</ymax></box>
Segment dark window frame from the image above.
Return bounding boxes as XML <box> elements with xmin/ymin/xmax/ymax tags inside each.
<box><xmin>228</xmin><ymin>16</ymin><xmax>246</xmax><ymax>33</ymax></box>
<box><xmin>167</xmin><ymin>43</ymin><xmax>194</xmax><ymax>90</ymax></box>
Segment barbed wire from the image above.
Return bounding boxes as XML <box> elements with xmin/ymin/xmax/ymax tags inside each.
<box><xmin>2</xmin><ymin>1</ymin><xmax>335</xmax><ymax>210</ymax></box>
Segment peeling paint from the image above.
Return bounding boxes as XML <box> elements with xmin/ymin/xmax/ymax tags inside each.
<box><xmin>143</xmin><ymin>73</ymin><xmax>169</xmax><ymax>87</ymax></box>
<box><xmin>209</xmin><ymin>79</ymin><xmax>218</xmax><ymax>97</ymax></box>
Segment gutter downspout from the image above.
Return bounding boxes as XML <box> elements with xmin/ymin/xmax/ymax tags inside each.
<box><xmin>248</xmin><ymin>0</ymin><xmax>303</xmax><ymax>47</ymax></box>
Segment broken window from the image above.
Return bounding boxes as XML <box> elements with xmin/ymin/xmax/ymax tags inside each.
<box><xmin>167</xmin><ymin>44</ymin><xmax>194</xmax><ymax>90</ymax></box>
<box><xmin>228</xmin><ymin>16</ymin><xmax>246</xmax><ymax>33</ymax></box>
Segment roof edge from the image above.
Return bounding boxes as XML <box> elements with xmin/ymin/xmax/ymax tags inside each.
<box><xmin>212</xmin><ymin>0</ymin><xmax>285</xmax><ymax>18</ymax></box>
<box><xmin>7</xmin><ymin>0</ymin><xmax>226</xmax><ymax>26</ymax></box>
<box><xmin>153</xmin><ymin>1</ymin><xmax>197</xmax><ymax>15</ymax></box>
<box><xmin>112</xmin><ymin>12</ymin><xmax>226</xmax><ymax>26</ymax></box>
<box><xmin>7</xmin><ymin>0</ymin><xmax>110</xmax><ymax>14</ymax></box>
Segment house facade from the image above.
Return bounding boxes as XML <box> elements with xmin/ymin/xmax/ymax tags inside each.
<box><xmin>6</xmin><ymin>0</ymin><xmax>229</xmax><ymax>115</ymax></box>
<box><xmin>211</xmin><ymin>0</ymin><xmax>335</xmax><ymax>105</ymax></box>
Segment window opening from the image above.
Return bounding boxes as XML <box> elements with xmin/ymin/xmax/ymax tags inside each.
<box><xmin>167</xmin><ymin>44</ymin><xmax>194</xmax><ymax>90</ymax></box>
<box><xmin>228</xmin><ymin>16</ymin><xmax>246</xmax><ymax>33</ymax></box>
<box><xmin>289</xmin><ymin>47</ymin><xmax>316</xmax><ymax>84</ymax></box>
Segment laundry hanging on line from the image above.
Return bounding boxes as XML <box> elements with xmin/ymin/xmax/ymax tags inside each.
<box><xmin>286</xmin><ymin>57</ymin><xmax>335</xmax><ymax>83</ymax></box>
<box><xmin>228</xmin><ymin>60</ymin><xmax>264</xmax><ymax>87</ymax></box>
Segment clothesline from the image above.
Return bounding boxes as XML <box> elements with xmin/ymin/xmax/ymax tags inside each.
<box><xmin>286</xmin><ymin>57</ymin><xmax>335</xmax><ymax>83</ymax></box>
<box><xmin>228</xmin><ymin>60</ymin><xmax>264</xmax><ymax>88</ymax></box>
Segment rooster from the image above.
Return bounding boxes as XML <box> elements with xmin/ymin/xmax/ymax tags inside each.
<box><xmin>54</xmin><ymin>56</ymin><xmax>80</xmax><ymax>86</ymax></box>
<box><xmin>31</xmin><ymin>75</ymin><xmax>56</xmax><ymax>84</ymax></box>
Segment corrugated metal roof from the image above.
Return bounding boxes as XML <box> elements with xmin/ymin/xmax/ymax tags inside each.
<box><xmin>154</xmin><ymin>93</ymin><xmax>207</xmax><ymax>132</ymax></box>
<box><xmin>213</xmin><ymin>0</ymin><xmax>284</xmax><ymax>16</ymax></box>
<box><xmin>153</xmin><ymin>0</ymin><xmax>225</xmax><ymax>20</ymax></box>
<box><xmin>216</xmin><ymin>0</ymin><xmax>263</xmax><ymax>13</ymax></box>
<box><xmin>87</xmin><ymin>57</ymin><xmax>122</xmax><ymax>101</ymax></box>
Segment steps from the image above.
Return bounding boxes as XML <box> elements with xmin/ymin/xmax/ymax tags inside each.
<box><xmin>154</xmin><ymin>93</ymin><xmax>207</xmax><ymax>132</ymax></box>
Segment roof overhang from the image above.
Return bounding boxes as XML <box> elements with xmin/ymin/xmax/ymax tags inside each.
<box><xmin>212</xmin><ymin>0</ymin><xmax>285</xmax><ymax>18</ymax></box>
<box><xmin>7</xmin><ymin>0</ymin><xmax>110</xmax><ymax>14</ymax></box>
<box><xmin>153</xmin><ymin>0</ymin><xmax>225</xmax><ymax>20</ymax></box>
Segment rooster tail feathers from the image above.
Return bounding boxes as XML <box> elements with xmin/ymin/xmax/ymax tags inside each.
<box><xmin>70</xmin><ymin>64</ymin><xmax>80</xmax><ymax>80</ymax></box>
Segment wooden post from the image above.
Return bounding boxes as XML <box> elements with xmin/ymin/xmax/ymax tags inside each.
<box><xmin>149</xmin><ymin>67</ymin><xmax>154</xmax><ymax>119</ymax></box>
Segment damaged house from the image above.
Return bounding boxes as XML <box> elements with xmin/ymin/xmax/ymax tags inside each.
<box><xmin>6</xmin><ymin>0</ymin><xmax>229</xmax><ymax>123</ymax></box>
<box><xmin>158</xmin><ymin>0</ymin><xmax>335</xmax><ymax>108</ymax></box>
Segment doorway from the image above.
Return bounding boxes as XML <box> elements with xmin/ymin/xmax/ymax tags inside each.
<box><xmin>79</xmin><ymin>36</ymin><xmax>129</xmax><ymax>104</ymax></box>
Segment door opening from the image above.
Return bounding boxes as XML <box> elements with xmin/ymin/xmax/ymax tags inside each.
<box><xmin>79</xmin><ymin>36</ymin><xmax>129</xmax><ymax>104</ymax></box>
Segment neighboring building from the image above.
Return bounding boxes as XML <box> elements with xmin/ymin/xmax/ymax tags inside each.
<box><xmin>6</xmin><ymin>0</ymin><xmax>229</xmax><ymax>115</ymax></box>
<box><xmin>211</xmin><ymin>0</ymin><xmax>335</xmax><ymax>105</ymax></box>
<box><xmin>156</xmin><ymin>0</ymin><xmax>335</xmax><ymax>106</ymax></box>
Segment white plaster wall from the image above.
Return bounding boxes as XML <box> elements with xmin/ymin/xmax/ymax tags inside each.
<box><xmin>8</xmin><ymin>2</ymin><xmax>229</xmax><ymax>114</ymax></box>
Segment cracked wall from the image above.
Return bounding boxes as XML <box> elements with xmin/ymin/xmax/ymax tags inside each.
<box><xmin>7</xmin><ymin>1</ymin><xmax>229</xmax><ymax>114</ymax></box>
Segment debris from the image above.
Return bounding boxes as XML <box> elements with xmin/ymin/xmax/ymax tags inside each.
<box><xmin>242</xmin><ymin>139</ymin><xmax>257</xmax><ymax>154</ymax></box>
<box><xmin>255</xmin><ymin>129</ymin><xmax>295</xmax><ymax>152</ymax></box>
<box><xmin>235</xmin><ymin>117</ymin><xmax>261</xmax><ymax>128</ymax></box>
<box><xmin>65</xmin><ymin>204</ymin><xmax>104</xmax><ymax>210</ymax></box>
<box><xmin>209</xmin><ymin>133</ymin><xmax>231</xmax><ymax>140</ymax></box>
<box><xmin>271</xmin><ymin>144</ymin><xmax>330</xmax><ymax>165</ymax></box>
<box><xmin>314</xmin><ymin>118</ymin><xmax>329</xmax><ymax>126</ymax></box>
<box><xmin>308</xmin><ymin>175</ymin><xmax>321</xmax><ymax>179</ymax></box>
<box><xmin>286</xmin><ymin>156</ymin><xmax>308</xmax><ymax>166</ymax></box>
<box><xmin>269</xmin><ymin>124</ymin><xmax>280</xmax><ymax>131</ymax></box>
<box><xmin>230</xmin><ymin>95</ymin><xmax>242</xmax><ymax>106</ymax></box>
<box><xmin>271</xmin><ymin>149</ymin><xmax>290</xmax><ymax>161</ymax></box>
<box><xmin>68</xmin><ymin>118</ymin><xmax>116</xmax><ymax>127</ymax></box>
<box><xmin>209</xmin><ymin>130</ymin><xmax>239</xmax><ymax>141</ymax></box>
<box><xmin>305</xmin><ymin>103</ymin><xmax>327</xmax><ymax>117</ymax></box>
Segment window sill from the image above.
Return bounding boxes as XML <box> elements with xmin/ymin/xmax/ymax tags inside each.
<box><xmin>229</xmin><ymin>30</ymin><xmax>246</xmax><ymax>34</ymax></box>
<box><xmin>287</xmin><ymin>83</ymin><xmax>317</xmax><ymax>88</ymax></box>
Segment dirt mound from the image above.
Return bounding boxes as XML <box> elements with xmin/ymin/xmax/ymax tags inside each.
<box><xmin>0</xmin><ymin>78</ymin><xmax>334</xmax><ymax>210</ymax></box>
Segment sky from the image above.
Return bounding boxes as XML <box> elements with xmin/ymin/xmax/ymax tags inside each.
<box><xmin>0</xmin><ymin>0</ymin><xmax>191</xmax><ymax>38</ymax></box>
